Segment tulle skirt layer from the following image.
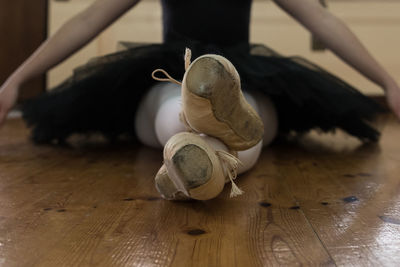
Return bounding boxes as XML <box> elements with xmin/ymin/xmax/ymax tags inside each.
<box><xmin>22</xmin><ymin>41</ymin><xmax>386</xmax><ymax>144</ymax></box>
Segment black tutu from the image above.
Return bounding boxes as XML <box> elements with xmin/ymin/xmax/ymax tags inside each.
<box><xmin>22</xmin><ymin>41</ymin><xmax>386</xmax><ymax>144</ymax></box>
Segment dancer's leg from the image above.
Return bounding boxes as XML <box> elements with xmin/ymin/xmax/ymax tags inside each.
<box><xmin>243</xmin><ymin>91</ymin><xmax>278</xmax><ymax>147</ymax></box>
<box><xmin>135</xmin><ymin>83</ymin><xmax>278</xmax><ymax>173</ymax></box>
<box><xmin>134</xmin><ymin>82</ymin><xmax>181</xmax><ymax>148</ymax></box>
<box><xmin>156</xmin><ymin>90</ymin><xmax>277</xmax><ymax>173</ymax></box>
<box><xmin>154</xmin><ymin>96</ymin><xmax>186</xmax><ymax>146</ymax></box>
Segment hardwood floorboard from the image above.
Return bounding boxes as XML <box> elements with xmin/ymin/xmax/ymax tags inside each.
<box><xmin>275</xmin><ymin>119</ymin><xmax>400</xmax><ymax>266</ymax></box>
<box><xmin>0</xmin><ymin>116</ymin><xmax>399</xmax><ymax>266</ymax></box>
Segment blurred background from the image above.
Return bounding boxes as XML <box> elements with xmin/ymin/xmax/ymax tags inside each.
<box><xmin>1</xmin><ymin>0</ymin><xmax>399</xmax><ymax>101</ymax></box>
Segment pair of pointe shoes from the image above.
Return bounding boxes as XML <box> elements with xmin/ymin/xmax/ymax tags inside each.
<box><xmin>153</xmin><ymin>49</ymin><xmax>264</xmax><ymax>201</ymax></box>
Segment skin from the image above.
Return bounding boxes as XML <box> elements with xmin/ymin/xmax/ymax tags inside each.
<box><xmin>0</xmin><ymin>0</ymin><xmax>141</xmax><ymax>125</ymax></box>
<box><xmin>0</xmin><ymin>0</ymin><xmax>399</xmax><ymax>127</ymax></box>
<box><xmin>273</xmin><ymin>0</ymin><xmax>400</xmax><ymax>117</ymax></box>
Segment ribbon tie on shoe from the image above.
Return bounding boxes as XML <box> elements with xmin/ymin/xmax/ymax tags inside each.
<box><xmin>151</xmin><ymin>69</ymin><xmax>182</xmax><ymax>86</ymax></box>
<box><xmin>216</xmin><ymin>150</ymin><xmax>244</xmax><ymax>197</ymax></box>
<box><xmin>152</xmin><ymin>49</ymin><xmax>244</xmax><ymax>197</ymax></box>
<box><xmin>151</xmin><ymin>48</ymin><xmax>195</xmax><ymax>132</ymax></box>
<box><xmin>151</xmin><ymin>47</ymin><xmax>192</xmax><ymax>84</ymax></box>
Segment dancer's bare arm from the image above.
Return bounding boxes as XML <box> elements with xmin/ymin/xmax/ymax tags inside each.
<box><xmin>0</xmin><ymin>0</ymin><xmax>141</xmax><ymax>126</ymax></box>
<box><xmin>273</xmin><ymin>0</ymin><xmax>400</xmax><ymax>118</ymax></box>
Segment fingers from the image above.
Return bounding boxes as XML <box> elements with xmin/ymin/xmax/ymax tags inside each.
<box><xmin>386</xmin><ymin>90</ymin><xmax>400</xmax><ymax>121</ymax></box>
<box><xmin>0</xmin><ymin>108</ymin><xmax>7</xmax><ymax>129</ymax></box>
<box><xmin>391</xmin><ymin>108</ymin><xmax>400</xmax><ymax>122</ymax></box>
<box><xmin>390</xmin><ymin>101</ymin><xmax>400</xmax><ymax>121</ymax></box>
<box><xmin>395</xmin><ymin>108</ymin><xmax>400</xmax><ymax>122</ymax></box>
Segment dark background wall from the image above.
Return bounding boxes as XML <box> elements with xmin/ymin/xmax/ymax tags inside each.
<box><xmin>0</xmin><ymin>0</ymin><xmax>47</xmax><ymax>101</ymax></box>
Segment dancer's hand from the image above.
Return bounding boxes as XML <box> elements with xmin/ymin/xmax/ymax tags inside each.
<box><xmin>385</xmin><ymin>81</ymin><xmax>400</xmax><ymax>120</ymax></box>
<box><xmin>0</xmin><ymin>82</ymin><xmax>19</xmax><ymax>128</ymax></box>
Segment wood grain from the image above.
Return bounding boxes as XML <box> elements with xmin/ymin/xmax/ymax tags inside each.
<box><xmin>0</xmin><ymin>115</ymin><xmax>400</xmax><ymax>266</ymax></box>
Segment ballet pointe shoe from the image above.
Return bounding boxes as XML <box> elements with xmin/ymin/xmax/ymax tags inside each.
<box><xmin>155</xmin><ymin>165</ymin><xmax>190</xmax><ymax>200</ymax></box>
<box><xmin>181</xmin><ymin>50</ymin><xmax>264</xmax><ymax>151</ymax></box>
<box><xmin>151</xmin><ymin>49</ymin><xmax>264</xmax><ymax>151</ymax></box>
<box><xmin>155</xmin><ymin>132</ymin><xmax>243</xmax><ymax>201</ymax></box>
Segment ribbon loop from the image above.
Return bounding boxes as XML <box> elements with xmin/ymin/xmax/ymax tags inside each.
<box><xmin>216</xmin><ymin>150</ymin><xmax>244</xmax><ymax>198</ymax></box>
<box><xmin>151</xmin><ymin>69</ymin><xmax>182</xmax><ymax>86</ymax></box>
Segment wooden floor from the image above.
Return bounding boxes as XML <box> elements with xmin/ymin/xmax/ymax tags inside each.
<box><xmin>1</xmin><ymin>116</ymin><xmax>400</xmax><ymax>266</ymax></box>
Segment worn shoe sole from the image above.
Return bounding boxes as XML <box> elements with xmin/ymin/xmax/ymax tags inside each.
<box><xmin>182</xmin><ymin>55</ymin><xmax>264</xmax><ymax>151</ymax></box>
<box><xmin>159</xmin><ymin>132</ymin><xmax>226</xmax><ymax>200</ymax></box>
